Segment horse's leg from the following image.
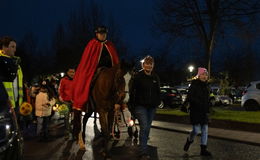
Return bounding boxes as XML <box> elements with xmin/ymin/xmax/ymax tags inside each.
<box><xmin>98</xmin><ymin>111</ymin><xmax>112</xmax><ymax>159</ymax></box>
<box><xmin>82</xmin><ymin>110</ymin><xmax>93</xmax><ymax>144</ymax></box>
<box><xmin>108</xmin><ymin>110</ymin><xmax>114</xmax><ymax>136</ymax></box>
<box><xmin>99</xmin><ymin>111</ymin><xmax>109</xmax><ymax>137</ymax></box>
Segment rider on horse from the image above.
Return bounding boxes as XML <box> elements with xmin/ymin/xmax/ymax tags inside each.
<box><xmin>71</xmin><ymin>26</ymin><xmax>120</xmax><ymax>141</ymax></box>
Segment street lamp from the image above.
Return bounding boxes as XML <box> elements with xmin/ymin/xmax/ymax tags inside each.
<box><xmin>188</xmin><ymin>65</ymin><xmax>194</xmax><ymax>80</ymax></box>
<box><xmin>188</xmin><ymin>65</ymin><xmax>194</xmax><ymax>73</ymax></box>
<box><xmin>60</xmin><ymin>72</ymin><xmax>65</xmax><ymax>77</ymax></box>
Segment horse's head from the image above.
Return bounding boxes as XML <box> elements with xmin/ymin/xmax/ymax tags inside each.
<box><xmin>114</xmin><ymin>61</ymin><xmax>133</xmax><ymax>105</ymax></box>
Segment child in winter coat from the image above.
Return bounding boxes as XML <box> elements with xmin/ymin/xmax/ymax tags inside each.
<box><xmin>183</xmin><ymin>67</ymin><xmax>212</xmax><ymax>156</ymax></box>
<box><xmin>35</xmin><ymin>85</ymin><xmax>55</xmax><ymax>140</ymax></box>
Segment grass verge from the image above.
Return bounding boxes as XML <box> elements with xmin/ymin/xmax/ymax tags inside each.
<box><xmin>156</xmin><ymin>108</ymin><xmax>260</xmax><ymax>124</ymax></box>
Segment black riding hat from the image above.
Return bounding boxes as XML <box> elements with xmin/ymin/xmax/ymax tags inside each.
<box><xmin>94</xmin><ymin>26</ymin><xmax>108</xmax><ymax>34</ymax></box>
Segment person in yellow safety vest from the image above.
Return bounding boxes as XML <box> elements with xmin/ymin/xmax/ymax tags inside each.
<box><xmin>0</xmin><ymin>36</ymin><xmax>23</xmax><ymax>109</ymax></box>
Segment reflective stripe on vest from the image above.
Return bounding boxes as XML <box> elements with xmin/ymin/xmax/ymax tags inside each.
<box><xmin>3</xmin><ymin>65</ymin><xmax>23</xmax><ymax>108</ymax></box>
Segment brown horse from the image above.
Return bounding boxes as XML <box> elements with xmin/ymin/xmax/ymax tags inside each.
<box><xmin>81</xmin><ymin>62</ymin><xmax>132</xmax><ymax>159</ymax></box>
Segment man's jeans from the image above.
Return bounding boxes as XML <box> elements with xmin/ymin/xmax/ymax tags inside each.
<box><xmin>189</xmin><ymin>124</ymin><xmax>208</xmax><ymax>145</ymax></box>
<box><xmin>134</xmin><ymin>105</ymin><xmax>156</xmax><ymax>154</ymax></box>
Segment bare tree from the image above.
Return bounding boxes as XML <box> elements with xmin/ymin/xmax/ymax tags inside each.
<box><xmin>223</xmin><ymin>18</ymin><xmax>259</xmax><ymax>85</ymax></box>
<box><xmin>52</xmin><ymin>0</ymin><xmax>129</xmax><ymax>72</ymax></box>
<box><xmin>154</xmin><ymin>0</ymin><xmax>260</xmax><ymax>78</ymax></box>
<box><xmin>17</xmin><ymin>32</ymin><xmax>40</xmax><ymax>81</ymax></box>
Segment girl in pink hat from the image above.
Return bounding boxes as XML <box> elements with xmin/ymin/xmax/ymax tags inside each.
<box><xmin>183</xmin><ymin>67</ymin><xmax>212</xmax><ymax>156</ymax></box>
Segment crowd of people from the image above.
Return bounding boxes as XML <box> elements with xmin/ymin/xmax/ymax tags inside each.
<box><xmin>1</xmin><ymin>25</ymin><xmax>212</xmax><ymax>160</ymax></box>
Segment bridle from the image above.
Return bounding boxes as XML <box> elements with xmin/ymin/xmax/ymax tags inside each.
<box><xmin>113</xmin><ymin>70</ymin><xmax>129</xmax><ymax>105</ymax></box>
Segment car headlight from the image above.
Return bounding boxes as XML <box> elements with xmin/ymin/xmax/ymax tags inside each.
<box><xmin>0</xmin><ymin>103</ymin><xmax>18</xmax><ymax>152</ymax></box>
<box><xmin>0</xmin><ymin>121</ymin><xmax>16</xmax><ymax>152</ymax></box>
<box><xmin>5</xmin><ymin>124</ymin><xmax>11</xmax><ymax>135</ymax></box>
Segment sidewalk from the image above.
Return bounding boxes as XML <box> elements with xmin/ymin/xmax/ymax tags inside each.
<box><xmin>151</xmin><ymin>120</ymin><xmax>260</xmax><ymax>146</ymax></box>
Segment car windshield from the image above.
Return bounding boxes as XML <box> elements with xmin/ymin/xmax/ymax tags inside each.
<box><xmin>211</xmin><ymin>89</ymin><xmax>219</xmax><ymax>95</ymax></box>
<box><xmin>170</xmin><ymin>89</ymin><xmax>177</xmax><ymax>94</ymax></box>
<box><xmin>161</xmin><ymin>89</ymin><xmax>167</xmax><ymax>93</ymax></box>
<box><xmin>256</xmin><ymin>83</ymin><xmax>260</xmax><ymax>90</ymax></box>
<box><xmin>246</xmin><ymin>83</ymin><xmax>251</xmax><ymax>89</ymax></box>
<box><xmin>179</xmin><ymin>90</ymin><xmax>187</xmax><ymax>94</ymax></box>
<box><xmin>160</xmin><ymin>88</ymin><xmax>178</xmax><ymax>94</ymax></box>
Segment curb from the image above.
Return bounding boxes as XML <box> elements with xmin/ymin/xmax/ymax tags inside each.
<box><xmin>154</xmin><ymin>113</ymin><xmax>260</xmax><ymax>133</ymax></box>
<box><xmin>151</xmin><ymin>124</ymin><xmax>260</xmax><ymax>147</ymax></box>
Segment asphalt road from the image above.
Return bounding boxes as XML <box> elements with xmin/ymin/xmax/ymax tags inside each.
<box><xmin>150</xmin><ymin>126</ymin><xmax>260</xmax><ymax>160</ymax></box>
<box><xmin>23</xmin><ymin>116</ymin><xmax>260</xmax><ymax>160</ymax></box>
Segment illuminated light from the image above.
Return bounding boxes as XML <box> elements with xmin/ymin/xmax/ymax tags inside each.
<box><xmin>129</xmin><ymin>120</ymin><xmax>134</xmax><ymax>126</ymax></box>
<box><xmin>188</xmin><ymin>65</ymin><xmax>194</xmax><ymax>73</ymax></box>
<box><xmin>82</xmin><ymin>112</ymin><xmax>85</xmax><ymax>116</ymax></box>
<box><xmin>53</xmin><ymin>106</ymin><xmax>57</xmax><ymax>111</ymax></box>
<box><xmin>60</xmin><ymin>72</ymin><xmax>65</xmax><ymax>77</ymax></box>
<box><xmin>6</xmin><ymin>124</ymin><xmax>10</xmax><ymax>130</ymax></box>
<box><xmin>140</xmin><ymin>59</ymin><xmax>145</xmax><ymax>64</ymax></box>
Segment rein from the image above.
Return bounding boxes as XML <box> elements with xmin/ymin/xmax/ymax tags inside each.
<box><xmin>113</xmin><ymin>67</ymin><xmax>128</xmax><ymax>105</ymax></box>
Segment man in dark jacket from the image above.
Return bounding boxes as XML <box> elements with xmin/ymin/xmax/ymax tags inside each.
<box><xmin>183</xmin><ymin>67</ymin><xmax>212</xmax><ymax>156</ymax></box>
<box><xmin>130</xmin><ymin>56</ymin><xmax>161</xmax><ymax>160</ymax></box>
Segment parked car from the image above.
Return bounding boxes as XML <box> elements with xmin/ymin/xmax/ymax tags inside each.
<box><xmin>0</xmin><ymin>86</ymin><xmax>23</xmax><ymax>160</ymax></box>
<box><xmin>158</xmin><ymin>87</ymin><xmax>183</xmax><ymax>108</ymax></box>
<box><xmin>216</xmin><ymin>95</ymin><xmax>233</xmax><ymax>105</ymax></box>
<box><xmin>176</xmin><ymin>88</ymin><xmax>189</xmax><ymax>103</ymax></box>
<box><xmin>209</xmin><ymin>86</ymin><xmax>233</xmax><ymax>106</ymax></box>
<box><xmin>241</xmin><ymin>81</ymin><xmax>260</xmax><ymax>111</ymax></box>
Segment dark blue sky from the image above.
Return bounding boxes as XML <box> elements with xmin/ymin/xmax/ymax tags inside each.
<box><xmin>1</xmin><ymin>0</ymin><xmax>260</xmax><ymax>81</ymax></box>
<box><xmin>1</xmin><ymin>0</ymin><xmax>76</xmax><ymax>42</ymax></box>
<box><xmin>0</xmin><ymin>0</ymin><xmax>158</xmax><ymax>53</ymax></box>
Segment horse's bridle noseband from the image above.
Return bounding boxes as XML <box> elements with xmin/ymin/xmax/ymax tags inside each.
<box><xmin>114</xmin><ymin>71</ymin><xmax>130</xmax><ymax>105</ymax></box>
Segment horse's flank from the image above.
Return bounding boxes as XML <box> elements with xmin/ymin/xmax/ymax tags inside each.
<box><xmin>92</xmin><ymin>64</ymin><xmax>120</xmax><ymax>112</ymax></box>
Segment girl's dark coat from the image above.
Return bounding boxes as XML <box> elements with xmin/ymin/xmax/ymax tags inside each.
<box><xmin>187</xmin><ymin>79</ymin><xmax>210</xmax><ymax>125</ymax></box>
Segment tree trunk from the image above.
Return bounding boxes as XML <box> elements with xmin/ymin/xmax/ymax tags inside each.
<box><xmin>206</xmin><ymin>21</ymin><xmax>218</xmax><ymax>79</ymax></box>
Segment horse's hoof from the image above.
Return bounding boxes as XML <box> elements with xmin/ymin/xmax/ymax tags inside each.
<box><xmin>104</xmin><ymin>154</ymin><xmax>112</xmax><ymax>160</ymax></box>
<box><xmin>105</xmin><ymin>156</ymin><xmax>112</xmax><ymax>160</ymax></box>
<box><xmin>99</xmin><ymin>150</ymin><xmax>106</xmax><ymax>157</ymax></box>
<box><xmin>78</xmin><ymin>141</ymin><xmax>86</xmax><ymax>150</ymax></box>
<box><xmin>79</xmin><ymin>142</ymin><xmax>86</xmax><ymax>150</ymax></box>
<box><xmin>133</xmin><ymin>138</ymin><xmax>138</xmax><ymax>145</ymax></box>
<box><xmin>79</xmin><ymin>146</ymin><xmax>86</xmax><ymax>151</ymax></box>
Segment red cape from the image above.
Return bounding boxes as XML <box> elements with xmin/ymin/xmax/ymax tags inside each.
<box><xmin>71</xmin><ymin>38</ymin><xmax>119</xmax><ymax>110</ymax></box>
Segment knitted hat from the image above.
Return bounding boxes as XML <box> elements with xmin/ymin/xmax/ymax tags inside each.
<box><xmin>197</xmin><ymin>67</ymin><xmax>208</xmax><ymax>76</ymax></box>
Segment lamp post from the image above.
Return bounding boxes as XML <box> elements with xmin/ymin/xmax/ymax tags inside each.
<box><xmin>188</xmin><ymin>65</ymin><xmax>194</xmax><ymax>80</ymax></box>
